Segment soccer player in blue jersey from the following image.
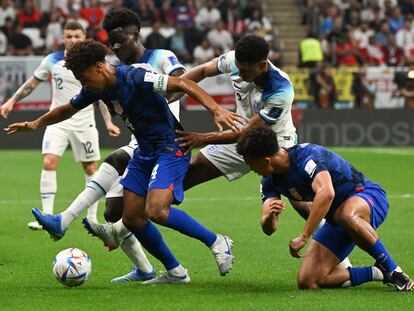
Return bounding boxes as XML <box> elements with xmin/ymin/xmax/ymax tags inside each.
<box><xmin>5</xmin><ymin>39</ymin><xmax>243</xmax><ymax>284</ymax></box>
<box><xmin>235</xmin><ymin>125</ymin><xmax>413</xmax><ymax>291</ymax></box>
<box><xmin>30</xmin><ymin>8</ymin><xmax>190</xmax><ymax>283</ymax></box>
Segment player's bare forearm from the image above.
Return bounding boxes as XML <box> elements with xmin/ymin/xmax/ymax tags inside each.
<box><xmin>302</xmin><ymin>172</ymin><xmax>335</xmax><ymax>238</ymax></box>
<box><xmin>180</xmin><ymin>58</ymin><xmax>219</xmax><ymax>83</ymax></box>
<box><xmin>10</xmin><ymin>76</ymin><xmax>41</xmax><ymax>103</ymax></box>
<box><xmin>260</xmin><ymin>198</ymin><xmax>285</xmax><ymax>235</ymax></box>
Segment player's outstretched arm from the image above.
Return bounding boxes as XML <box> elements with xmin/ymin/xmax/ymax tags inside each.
<box><xmin>180</xmin><ymin>58</ymin><xmax>220</xmax><ymax>83</ymax></box>
<box><xmin>167</xmin><ymin>76</ymin><xmax>244</xmax><ymax>131</ymax></box>
<box><xmin>175</xmin><ymin>113</ymin><xmax>266</xmax><ymax>149</ymax></box>
<box><xmin>4</xmin><ymin>103</ymin><xmax>77</xmax><ymax>135</ymax></box>
<box><xmin>289</xmin><ymin>171</ymin><xmax>334</xmax><ymax>258</ymax></box>
<box><xmin>1</xmin><ymin>76</ymin><xmax>41</xmax><ymax>119</ymax></box>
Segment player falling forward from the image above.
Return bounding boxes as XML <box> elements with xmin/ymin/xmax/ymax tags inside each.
<box><xmin>6</xmin><ymin>39</ymin><xmax>242</xmax><ymax>284</ymax></box>
<box><xmin>0</xmin><ymin>21</ymin><xmax>120</xmax><ymax>230</ymax></box>
<box><xmin>31</xmin><ymin>8</ymin><xmax>188</xmax><ymax>282</ymax></box>
<box><xmin>236</xmin><ymin>125</ymin><xmax>413</xmax><ymax>291</ymax></box>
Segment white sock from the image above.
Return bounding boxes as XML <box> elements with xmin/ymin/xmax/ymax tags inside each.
<box><xmin>372</xmin><ymin>266</ymin><xmax>384</xmax><ymax>281</ymax></box>
<box><xmin>85</xmin><ymin>173</ymin><xmax>98</xmax><ymax>222</ymax></box>
<box><xmin>40</xmin><ymin>169</ymin><xmax>57</xmax><ymax>214</ymax></box>
<box><xmin>168</xmin><ymin>264</ymin><xmax>186</xmax><ymax>276</ymax></box>
<box><xmin>393</xmin><ymin>266</ymin><xmax>403</xmax><ymax>273</ymax></box>
<box><xmin>315</xmin><ymin>218</ymin><xmax>326</xmax><ymax>232</ymax></box>
<box><xmin>120</xmin><ymin>235</ymin><xmax>153</xmax><ymax>273</ymax></box>
<box><xmin>341</xmin><ymin>280</ymin><xmax>352</xmax><ymax>287</ymax></box>
<box><xmin>60</xmin><ymin>163</ymin><xmax>119</xmax><ymax>230</ymax></box>
<box><xmin>114</xmin><ymin>219</ymin><xmax>132</xmax><ymax>240</ymax></box>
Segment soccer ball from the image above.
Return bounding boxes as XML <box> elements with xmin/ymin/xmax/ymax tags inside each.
<box><xmin>52</xmin><ymin>248</ymin><xmax>92</xmax><ymax>287</ymax></box>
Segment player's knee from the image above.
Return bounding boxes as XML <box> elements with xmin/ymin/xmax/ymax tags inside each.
<box><xmin>146</xmin><ymin>204</ymin><xmax>169</xmax><ymax>224</ymax></box>
<box><xmin>297</xmin><ymin>274</ymin><xmax>319</xmax><ymax>289</ymax></box>
<box><xmin>104</xmin><ymin>149</ymin><xmax>130</xmax><ymax>175</ymax></box>
<box><xmin>43</xmin><ymin>157</ymin><xmax>57</xmax><ymax>170</ymax></box>
<box><xmin>122</xmin><ymin>212</ymin><xmax>147</xmax><ymax>230</ymax></box>
<box><xmin>104</xmin><ymin>198</ymin><xmax>123</xmax><ymax>223</ymax></box>
<box><xmin>83</xmin><ymin>162</ymin><xmax>97</xmax><ymax>175</ymax></box>
<box><xmin>335</xmin><ymin>208</ymin><xmax>357</xmax><ymax>230</ymax></box>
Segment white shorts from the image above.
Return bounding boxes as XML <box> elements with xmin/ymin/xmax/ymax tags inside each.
<box><xmin>106</xmin><ymin>138</ymin><xmax>137</xmax><ymax>198</ymax></box>
<box><xmin>200</xmin><ymin>133</ymin><xmax>297</xmax><ymax>181</ymax></box>
<box><xmin>42</xmin><ymin>125</ymin><xmax>100</xmax><ymax>162</ymax></box>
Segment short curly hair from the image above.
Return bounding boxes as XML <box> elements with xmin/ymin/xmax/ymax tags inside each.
<box><xmin>236</xmin><ymin>125</ymin><xmax>279</xmax><ymax>158</ymax></box>
<box><xmin>65</xmin><ymin>39</ymin><xmax>107</xmax><ymax>78</ymax></box>
<box><xmin>235</xmin><ymin>35</ymin><xmax>269</xmax><ymax>63</ymax></box>
<box><xmin>103</xmin><ymin>8</ymin><xmax>141</xmax><ymax>32</ymax></box>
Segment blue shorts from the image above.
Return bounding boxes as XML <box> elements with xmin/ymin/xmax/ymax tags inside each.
<box><xmin>120</xmin><ymin>148</ymin><xmax>190</xmax><ymax>204</ymax></box>
<box><xmin>313</xmin><ymin>181</ymin><xmax>389</xmax><ymax>261</ymax></box>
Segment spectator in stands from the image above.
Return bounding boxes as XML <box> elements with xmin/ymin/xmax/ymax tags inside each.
<box><xmin>193</xmin><ymin>36</ymin><xmax>214</xmax><ymax>64</ymax></box>
<box><xmin>366</xmin><ymin>35</ymin><xmax>385</xmax><ymax>66</ymax></box>
<box><xmin>382</xmin><ymin>34</ymin><xmax>405</xmax><ymax>66</ymax></box>
<box><xmin>369</xmin><ymin>6</ymin><xmax>386</xmax><ymax>32</ymax></box>
<box><xmin>169</xmin><ymin>23</ymin><xmax>191</xmax><ymax>63</ymax></box>
<box><xmin>394</xmin><ymin>59</ymin><xmax>414</xmax><ymax>108</ymax></box>
<box><xmin>136</xmin><ymin>0</ymin><xmax>158</xmax><ymax>27</ymax></box>
<box><xmin>184</xmin><ymin>21</ymin><xmax>203</xmax><ymax>55</ymax></box>
<box><xmin>9</xmin><ymin>23</ymin><xmax>32</xmax><ymax>56</ymax></box>
<box><xmin>320</xmin><ymin>4</ymin><xmax>340</xmax><ymax>36</ymax></box>
<box><xmin>160</xmin><ymin>16</ymin><xmax>177</xmax><ymax>39</ymax></box>
<box><xmin>18</xmin><ymin>0</ymin><xmax>40</xmax><ymax>28</ymax></box>
<box><xmin>145</xmin><ymin>20</ymin><xmax>169</xmax><ymax>49</ymax></box>
<box><xmin>1</xmin><ymin>16</ymin><xmax>15</xmax><ymax>39</ymax></box>
<box><xmin>354</xmin><ymin>22</ymin><xmax>374</xmax><ymax>48</ymax></box>
<box><xmin>207</xmin><ymin>20</ymin><xmax>233</xmax><ymax>52</ymax></box>
<box><xmin>299</xmin><ymin>32</ymin><xmax>323</xmax><ymax>67</ymax></box>
<box><xmin>227</xmin><ymin>8</ymin><xmax>246</xmax><ymax>42</ymax></box>
<box><xmin>243</xmin><ymin>0</ymin><xmax>262</xmax><ymax>19</ymax></box>
<box><xmin>396</xmin><ymin>17</ymin><xmax>414</xmax><ymax>57</ymax></box>
<box><xmin>106</xmin><ymin>0</ymin><xmax>124</xmax><ymax>15</ymax></box>
<box><xmin>336</xmin><ymin>31</ymin><xmax>361</xmax><ymax>66</ymax></box>
<box><xmin>0</xmin><ymin>0</ymin><xmax>15</xmax><ymax>27</ymax></box>
<box><xmin>174</xmin><ymin>0</ymin><xmax>195</xmax><ymax>29</ymax></box>
<box><xmin>388</xmin><ymin>6</ymin><xmax>405</xmax><ymax>34</ymax></box>
<box><xmin>309</xmin><ymin>64</ymin><xmax>337</xmax><ymax>108</ymax></box>
<box><xmin>67</xmin><ymin>6</ymin><xmax>89</xmax><ymax>31</ymax></box>
<box><xmin>244</xmin><ymin>7</ymin><xmax>272</xmax><ymax>41</ymax></box>
<box><xmin>375</xmin><ymin>20</ymin><xmax>391</xmax><ymax>46</ymax></box>
<box><xmin>343</xmin><ymin>9</ymin><xmax>361</xmax><ymax>30</ymax></box>
<box><xmin>352</xmin><ymin>67</ymin><xmax>376</xmax><ymax>108</ymax></box>
<box><xmin>45</xmin><ymin>8</ymin><xmax>62</xmax><ymax>50</ymax></box>
<box><xmin>80</xmin><ymin>0</ymin><xmax>104</xmax><ymax>29</ymax></box>
<box><xmin>0</xmin><ymin>28</ymin><xmax>6</xmax><ymax>55</ymax></box>
<box><xmin>195</xmin><ymin>0</ymin><xmax>221</xmax><ymax>31</ymax></box>
<box><xmin>159</xmin><ymin>0</ymin><xmax>176</xmax><ymax>25</ymax></box>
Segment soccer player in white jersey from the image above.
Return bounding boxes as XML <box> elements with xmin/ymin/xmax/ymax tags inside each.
<box><xmin>32</xmin><ymin>9</ymin><xmax>189</xmax><ymax>283</ymax></box>
<box><xmin>0</xmin><ymin>21</ymin><xmax>120</xmax><ymax>230</ymax></box>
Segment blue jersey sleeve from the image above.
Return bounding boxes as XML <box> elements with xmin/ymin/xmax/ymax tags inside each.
<box><xmin>126</xmin><ymin>65</ymin><xmax>169</xmax><ymax>93</ymax></box>
<box><xmin>299</xmin><ymin>156</ymin><xmax>328</xmax><ymax>184</ymax></box>
<box><xmin>261</xmin><ymin>176</ymin><xmax>281</xmax><ymax>203</ymax></box>
<box><xmin>70</xmin><ymin>88</ymin><xmax>100</xmax><ymax>110</ymax></box>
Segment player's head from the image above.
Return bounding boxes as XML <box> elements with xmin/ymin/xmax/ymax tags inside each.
<box><xmin>235</xmin><ymin>35</ymin><xmax>269</xmax><ymax>82</ymax></box>
<box><xmin>103</xmin><ymin>8</ymin><xmax>142</xmax><ymax>63</ymax></box>
<box><xmin>65</xmin><ymin>39</ymin><xmax>109</xmax><ymax>92</ymax></box>
<box><xmin>236</xmin><ymin>125</ymin><xmax>279</xmax><ymax>176</ymax></box>
<box><xmin>62</xmin><ymin>21</ymin><xmax>86</xmax><ymax>51</ymax></box>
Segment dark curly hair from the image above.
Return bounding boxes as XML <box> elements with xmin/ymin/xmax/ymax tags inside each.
<box><xmin>235</xmin><ymin>35</ymin><xmax>269</xmax><ymax>63</ymax></box>
<box><xmin>65</xmin><ymin>39</ymin><xmax>107</xmax><ymax>78</ymax></box>
<box><xmin>236</xmin><ymin>125</ymin><xmax>279</xmax><ymax>158</ymax></box>
<box><xmin>103</xmin><ymin>8</ymin><xmax>141</xmax><ymax>32</ymax></box>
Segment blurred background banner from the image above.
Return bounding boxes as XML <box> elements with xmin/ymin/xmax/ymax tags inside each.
<box><xmin>0</xmin><ymin>56</ymin><xmax>50</xmax><ymax>109</ymax></box>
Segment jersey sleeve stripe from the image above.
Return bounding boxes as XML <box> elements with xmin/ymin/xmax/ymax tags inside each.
<box><xmin>258</xmin><ymin>110</ymin><xmax>277</xmax><ymax>125</ymax></box>
<box><xmin>167</xmin><ymin>65</ymin><xmax>186</xmax><ymax>76</ymax></box>
<box><xmin>33</xmin><ymin>74</ymin><xmax>47</xmax><ymax>82</ymax></box>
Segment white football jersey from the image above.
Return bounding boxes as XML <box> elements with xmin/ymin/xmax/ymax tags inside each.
<box><xmin>34</xmin><ymin>50</ymin><xmax>95</xmax><ymax>130</ymax></box>
<box><xmin>217</xmin><ymin>51</ymin><xmax>296</xmax><ymax>138</ymax></box>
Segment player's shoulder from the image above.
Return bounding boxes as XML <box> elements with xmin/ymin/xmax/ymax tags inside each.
<box><xmin>44</xmin><ymin>50</ymin><xmax>65</xmax><ymax>64</ymax></box>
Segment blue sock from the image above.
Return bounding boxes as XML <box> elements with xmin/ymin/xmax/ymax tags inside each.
<box><xmin>165</xmin><ymin>207</ymin><xmax>217</xmax><ymax>247</ymax></box>
<box><xmin>131</xmin><ymin>220</ymin><xmax>179</xmax><ymax>270</ymax></box>
<box><xmin>348</xmin><ymin>266</ymin><xmax>373</xmax><ymax>286</ymax></box>
<box><xmin>368</xmin><ymin>239</ymin><xmax>397</xmax><ymax>273</ymax></box>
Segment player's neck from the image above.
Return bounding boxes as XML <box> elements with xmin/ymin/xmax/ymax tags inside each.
<box><xmin>134</xmin><ymin>43</ymin><xmax>146</xmax><ymax>62</ymax></box>
<box><xmin>253</xmin><ymin>62</ymin><xmax>269</xmax><ymax>86</ymax></box>
<box><xmin>271</xmin><ymin>149</ymin><xmax>290</xmax><ymax>174</ymax></box>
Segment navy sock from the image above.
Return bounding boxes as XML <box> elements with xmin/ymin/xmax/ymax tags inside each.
<box><xmin>348</xmin><ymin>266</ymin><xmax>373</xmax><ymax>286</ymax></box>
<box><xmin>165</xmin><ymin>207</ymin><xmax>217</xmax><ymax>247</ymax></box>
<box><xmin>131</xmin><ymin>220</ymin><xmax>179</xmax><ymax>270</ymax></box>
<box><xmin>368</xmin><ymin>239</ymin><xmax>397</xmax><ymax>273</ymax></box>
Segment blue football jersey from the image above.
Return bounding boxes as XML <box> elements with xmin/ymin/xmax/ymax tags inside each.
<box><xmin>70</xmin><ymin>64</ymin><xmax>182</xmax><ymax>154</ymax></box>
<box><xmin>261</xmin><ymin>143</ymin><xmax>369</xmax><ymax>222</ymax></box>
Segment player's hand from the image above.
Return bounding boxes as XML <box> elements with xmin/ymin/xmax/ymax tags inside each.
<box><xmin>289</xmin><ymin>234</ymin><xmax>308</xmax><ymax>258</ymax></box>
<box><xmin>0</xmin><ymin>101</ymin><xmax>15</xmax><ymax>119</ymax></box>
<box><xmin>175</xmin><ymin>130</ymin><xmax>206</xmax><ymax>154</ymax></box>
<box><xmin>212</xmin><ymin>107</ymin><xmax>245</xmax><ymax>132</ymax></box>
<box><xmin>4</xmin><ymin>121</ymin><xmax>37</xmax><ymax>134</ymax></box>
<box><xmin>263</xmin><ymin>199</ymin><xmax>285</xmax><ymax>220</ymax></box>
<box><xmin>106</xmin><ymin>122</ymin><xmax>121</xmax><ymax>137</ymax></box>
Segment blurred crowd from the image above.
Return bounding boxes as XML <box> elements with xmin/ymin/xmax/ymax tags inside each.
<box><xmin>0</xmin><ymin>0</ymin><xmax>281</xmax><ymax>65</ymax></box>
<box><xmin>302</xmin><ymin>0</ymin><xmax>414</xmax><ymax>67</ymax></box>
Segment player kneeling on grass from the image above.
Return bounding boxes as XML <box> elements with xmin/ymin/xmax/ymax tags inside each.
<box><xmin>236</xmin><ymin>125</ymin><xmax>413</xmax><ymax>291</ymax></box>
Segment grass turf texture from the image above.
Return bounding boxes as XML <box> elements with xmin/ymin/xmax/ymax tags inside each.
<box><xmin>0</xmin><ymin>148</ymin><xmax>413</xmax><ymax>310</ymax></box>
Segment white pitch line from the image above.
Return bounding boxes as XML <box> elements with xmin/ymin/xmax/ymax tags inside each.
<box><xmin>333</xmin><ymin>148</ymin><xmax>414</xmax><ymax>156</ymax></box>
<box><xmin>0</xmin><ymin>194</ymin><xmax>413</xmax><ymax>205</ymax></box>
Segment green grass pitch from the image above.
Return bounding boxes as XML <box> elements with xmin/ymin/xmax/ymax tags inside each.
<box><xmin>0</xmin><ymin>148</ymin><xmax>413</xmax><ymax>310</ymax></box>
